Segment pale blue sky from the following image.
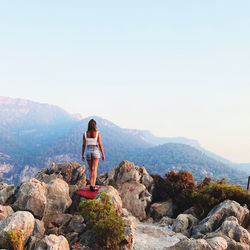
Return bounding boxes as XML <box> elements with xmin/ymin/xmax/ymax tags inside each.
<box><xmin>0</xmin><ymin>1</ymin><xmax>250</xmax><ymax>162</ymax></box>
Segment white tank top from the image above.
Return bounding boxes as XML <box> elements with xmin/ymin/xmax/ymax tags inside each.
<box><xmin>85</xmin><ymin>131</ymin><xmax>99</xmax><ymax>146</ymax></box>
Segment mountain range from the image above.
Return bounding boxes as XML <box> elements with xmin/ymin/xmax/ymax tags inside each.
<box><xmin>0</xmin><ymin>96</ymin><xmax>249</xmax><ymax>186</ymax></box>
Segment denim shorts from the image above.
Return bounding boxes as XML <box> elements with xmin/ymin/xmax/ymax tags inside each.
<box><xmin>86</xmin><ymin>146</ymin><xmax>100</xmax><ymax>160</ymax></box>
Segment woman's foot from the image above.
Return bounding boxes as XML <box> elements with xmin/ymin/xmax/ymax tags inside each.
<box><xmin>90</xmin><ymin>186</ymin><xmax>98</xmax><ymax>191</ymax></box>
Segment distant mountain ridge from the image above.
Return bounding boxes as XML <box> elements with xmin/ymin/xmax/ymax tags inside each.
<box><xmin>0</xmin><ymin>96</ymin><xmax>248</xmax><ymax>186</ymax></box>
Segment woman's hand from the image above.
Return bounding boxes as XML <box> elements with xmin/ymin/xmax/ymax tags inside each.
<box><xmin>102</xmin><ymin>155</ymin><xmax>105</xmax><ymax>162</ymax></box>
<box><xmin>82</xmin><ymin>155</ymin><xmax>85</xmax><ymax>161</ymax></box>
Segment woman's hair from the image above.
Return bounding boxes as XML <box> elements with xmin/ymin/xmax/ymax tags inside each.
<box><xmin>87</xmin><ymin>119</ymin><xmax>97</xmax><ymax>138</ymax></box>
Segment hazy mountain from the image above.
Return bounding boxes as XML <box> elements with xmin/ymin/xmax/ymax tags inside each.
<box><xmin>0</xmin><ymin>96</ymin><xmax>248</xmax><ymax>186</ymax></box>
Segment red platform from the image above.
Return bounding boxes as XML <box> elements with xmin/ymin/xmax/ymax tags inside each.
<box><xmin>78</xmin><ymin>186</ymin><xmax>101</xmax><ymax>199</ymax></box>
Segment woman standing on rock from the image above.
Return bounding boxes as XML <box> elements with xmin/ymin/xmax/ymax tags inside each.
<box><xmin>82</xmin><ymin>119</ymin><xmax>105</xmax><ymax>191</ymax></box>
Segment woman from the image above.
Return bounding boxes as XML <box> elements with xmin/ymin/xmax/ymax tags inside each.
<box><xmin>82</xmin><ymin>119</ymin><xmax>105</xmax><ymax>191</ymax></box>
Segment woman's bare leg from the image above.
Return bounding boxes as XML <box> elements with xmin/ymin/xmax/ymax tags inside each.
<box><xmin>92</xmin><ymin>158</ymin><xmax>100</xmax><ymax>187</ymax></box>
<box><xmin>87</xmin><ymin>159</ymin><xmax>93</xmax><ymax>186</ymax></box>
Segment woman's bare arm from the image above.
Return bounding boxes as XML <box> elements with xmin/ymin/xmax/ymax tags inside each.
<box><xmin>98</xmin><ymin>133</ymin><xmax>105</xmax><ymax>161</ymax></box>
<box><xmin>82</xmin><ymin>133</ymin><xmax>86</xmax><ymax>161</ymax></box>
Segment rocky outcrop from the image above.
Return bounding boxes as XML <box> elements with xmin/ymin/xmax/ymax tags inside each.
<box><xmin>36</xmin><ymin>234</ymin><xmax>70</xmax><ymax>250</ymax></box>
<box><xmin>150</xmin><ymin>200</ymin><xmax>176</xmax><ymax>220</ymax></box>
<box><xmin>0</xmin><ymin>182</ymin><xmax>15</xmax><ymax>205</ymax></box>
<box><xmin>172</xmin><ymin>213</ymin><xmax>199</xmax><ymax>237</ymax></box>
<box><xmin>35</xmin><ymin>162</ymin><xmax>87</xmax><ymax>187</ymax></box>
<box><xmin>165</xmin><ymin>238</ymin><xmax>212</xmax><ymax>250</ymax></box>
<box><xmin>1</xmin><ymin>161</ymin><xmax>249</xmax><ymax>250</ymax></box>
<box><xmin>192</xmin><ymin>200</ymin><xmax>249</xmax><ymax>236</ymax></box>
<box><xmin>0</xmin><ymin>211</ymin><xmax>35</xmax><ymax>247</ymax></box>
<box><xmin>218</xmin><ymin>216</ymin><xmax>250</xmax><ymax>245</ymax></box>
<box><xmin>206</xmin><ymin>236</ymin><xmax>228</xmax><ymax>250</ymax></box>
<box><xmin>97</xmin><ymin>160</ymin><xmax>154</xmax><ymax>191</ymax></box>
<box><xmin>95</xmin><ymin>185</ymin><xmax>123</xmax><ymax>215</ymax></box>
<box><xmin>12</xmin><ymin>177</ymin><xmax>72</xmax><ymax>219</ymax></box>
<box><xmin>13</xmin><ymin>178</ymin><xmax>47</xmax><ymax>219</ymax></box>
<box><xmin>0</xmin><ymin>204</ymin><xmax>14</xmax><ymax>220</ymax></box>
<box><xmin>119</xmin><ymin>181</ymin><xmax>151</xmax><ymax>220</ymax></box>
<box><xmin>46</xmin><ymin>178</ymin><xmax>72</xmax><ymax>213</ymax></box>
<box><xmin>97</xmin><ymin>161</ymin><xmax>154</xmax><ymax>221</ymax></box>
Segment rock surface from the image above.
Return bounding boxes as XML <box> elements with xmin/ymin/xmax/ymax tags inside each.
<box><xmin>97</xmin><ymin>160</ymin><xmax>154</xmax><ymax>191</ymax></box>
<box><xmin>0</xmin><ymin>182</ymin><xmax>15</xmax><ymax>205</ymax></box>
<box><xmin>218</xmin><ymin>216</ymin><xmax>250</xmax><ymax>245</ymax></box>
<box><xmin>192</xmin><ymin>200</ymin><xmax>249</xmax><ymax>236</ymax></box>
<box><xmin>172</xmin><ymin>213</ymin><xmax>199</xmax><ymax>237</ymax></box>
<box><xmin>36</xmin><ymin>234</ymin><xmax>70</xmax><ymax>250</ymax></box>
<box><xmin>13</xmin><ymin>178</ymin><xmax>47</xmax><ymax>219</ymax></box>
<box><xmin>0</xmin><ymin>204</ymin><xmax>14</xmax><ymax>220</ymax></box>
<box><xmin>165</xmin><ymin>238</ymin><xmax>212</xmax><ymax>250</ymax></box>
<box><xmin>119</xmin><ymin>181</ymin><xmax>151</xmax><ymax>220</ymax></box>
<box><xmin>206</xmin><ymin>236</ymin><xmax>228</xmax><ymax>250</ymax></box>
<box><xmin>150</xmin><ymin>200</ymin><xmax>176</xmax><ymax>220</ymax></box>
<box><xmin>0</xmin><ymin>211</ymin><xmax>35</xmax><ymax>247</ymax></box>
<box><xmin>46</xmin><ymin>178</ymin><xmax>72</xmax><ymax>213</ymax></box>
<box><xmin>132</xmin><ymin>216</ymin><xmax>186</xmax><ymax>250</ymax></box>
<box><xmin>95</xmin><ymin>185</ymin><xmax>123</xmax><ymax>215</ymax></box>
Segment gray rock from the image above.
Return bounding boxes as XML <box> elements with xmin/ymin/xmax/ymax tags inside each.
<box><xmin>121</xmin><ymin>216</ymin><xmax>135</xmax><ymax>250</ymax></box>
<box><xmin>99</xmin><ymin>161</ymin><xmax>154</xmax><ymax>191</ymax></box>
<box><xmin>0</xmin><ymin>183</ymin><xmax>15</xmax><ymax>205</ymax></box>
<box><xmin>206</xmin><ymin>236</ymin><xmax>228</xmax><ymax>250</ymax></box>
<box><xmin>35</xmin><ymin>234</ymin><xmax>69</xmax><ymax>250</ymax></box>
<box><xmin>33</xmin><ymin>219</ymin><xmax>45</xmax><ymax>240</ymax></box>
<box><xmin>0</xmin><ymin>211</ymin><xmax>35</xmax><ymax>247</ymax></box>
<box><xmin>192</xmin><ymin>200</ymin><xmax>249</xmax><ymax>236</ymax></box>
<box><xmin>165</xmin><ymin>239</ymin><xmax>212</xmax><ymax>250</ymax></box>
<box><xmin>13</xmin><ymin>178</ymin><xmax>47</xmax><ymax>219</ymax></box>
<box><xmin>218</xmin><ymin>216</ymin><xmax>250</xmax><ymax>245</ymax></box>
<box><xmin>95</xmin><ymin>185</ymin><xmax>123</xmax><ymax>215</ymax></box>
<box><xmin>119</xmin><ymin>181</ymin><xmax>151</xmax><ymax>221</ymax></box>
<box><xmin>150</xmin><ymin>200</ymin><xmax>176</xmax><ymax>220</ymax></box>
<box><xmin>172</xmin><ymin>213</ymin><xmax>199</xmax><ymax>237</ymax></box>
<box><xmin>159</xmin><ymin>216</ymin><xmax>175</xmax><ymax>226</ymax></box>
<box><xmin>0</xmin><ymin>205</ymin><xmax>14</xmax><ymax>220</ymax></box>
<box><xmin>46</xmin><ymin>178</ymin><xmax>72</xmax><ymax>213</ymax></box>
<box><xmin>68</xmin><ymin>215</ymin><xmax>85</xmax><ymax>233</ymax></box>
<box><xmin>35</xmin><ymin>162</ymin><xmax>87</xmax><ymax>188</ymax></box>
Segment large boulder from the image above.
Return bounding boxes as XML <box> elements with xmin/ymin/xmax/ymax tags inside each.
<box><xmin>206</xmin><ymin>236</ymin><xmax>228</xmax><ymax>250</ymax></box>
<box><xmin>0</xmin><ymin>205</ymin><xmax>14</xmax><ymax>220</ymax></box>
<box><xmin>35</xmin><ymin>162</ymin><xmax>87</xmax><ymax>187</ymax></box>
<box><xmin>172</xmin><ymin>214</ymin><xmax>199</xmax><ymax>237</ymax></box>
<box><xmin>12</xmin><ymin>178</ymin><xmax>47</xmax><ymax>219</ymax></box>
<box><xmin>45</xmin><ymin>178</ymin><xmax>72</xmax><ymax>213</ymax></box>
<box><xmin>218</xmin><ymin>216</ymin><xmax>250</xmax><ymax>245</ymax></box>
<box><xmin>0</xmin><ymin>182</ymin><xmax>15</xmax><ymax>205</ymax></box>
<box><xmin>0</xmin><ymin>211</ymin><xmax>35</xmax><ymax>247</ymax></box>
<box><xmin>121</xmin><ymin>216</ymin><xmax>135</xmax><ymax>250</ymax></box>
<box><xmin>150</xmin><ymin>200</ymin><xmax>176</xmax><ymax>220</ymax></box>
<box><xmin>36</xmin><ymin>234</ymin><xmax>69</xmax><ymax>250</ymax></box>
<box><xmin>119</xmin><ymin>181</ymin><xmax>152</xmax><ymax>221</ymax></box>
<box><xmin>97</xmin><ymin>161</ymin><xmax>154</xmax><ymax>192</ymax></box>
<box><xmin>192</xmin><ymin>200</ymin><xmax>249</xmax><ymax>236</ymax></box>
<box><xmin>95</xmin><ymin>185</ymin><xmax>123</xmax><ymax>215</ymax></box>
<box><xmin>165</xmin><ymin>239</ymin><xmax>212</xmax><ymax>250</ymax></box>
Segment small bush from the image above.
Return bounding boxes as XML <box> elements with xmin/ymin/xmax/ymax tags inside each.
<box><xmin>4</xmin><ymin>229</ymin><xmax>24</xmax><ymax>250</ymax></box>
<box><xmin>79</xmin><ymin>192</ymin><xmax>125</xmax><ymax>249</ymax></box>
<box><xmin>192</xmin><ymin>182</ymin><xmax>250</xmax><ymax>217</ymax></box>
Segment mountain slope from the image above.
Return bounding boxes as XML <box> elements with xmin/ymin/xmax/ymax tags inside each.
<box><xmin>126</xmin><ymin>143</ymin><xmax>247</xmax><ymax>185</ymax></box>
<box><xmin>0</xmin><ymin>97</ymin><xmax>248</xmax><ymax>186</ymax></box>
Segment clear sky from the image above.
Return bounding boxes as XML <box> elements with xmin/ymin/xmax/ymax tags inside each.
<box><xmin>0</xmin><ymin>1</ymin><xmax>250</xmax><ymax>162</ymax></box>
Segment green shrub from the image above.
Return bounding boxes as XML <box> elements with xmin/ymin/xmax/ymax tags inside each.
<box><xmin>79</xmin><ymin>192</ymin><xmax>125</xmax><ymax>249</ymax></box>
<box><xmin>4</xmin><ymin>229</ymin><xmax>24</xmax><ymax>250</ymax></box>
<box><xmin>192</xmin><ymin>182</ymin><xmax>250</xmax><ymax>217</ymax></box>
